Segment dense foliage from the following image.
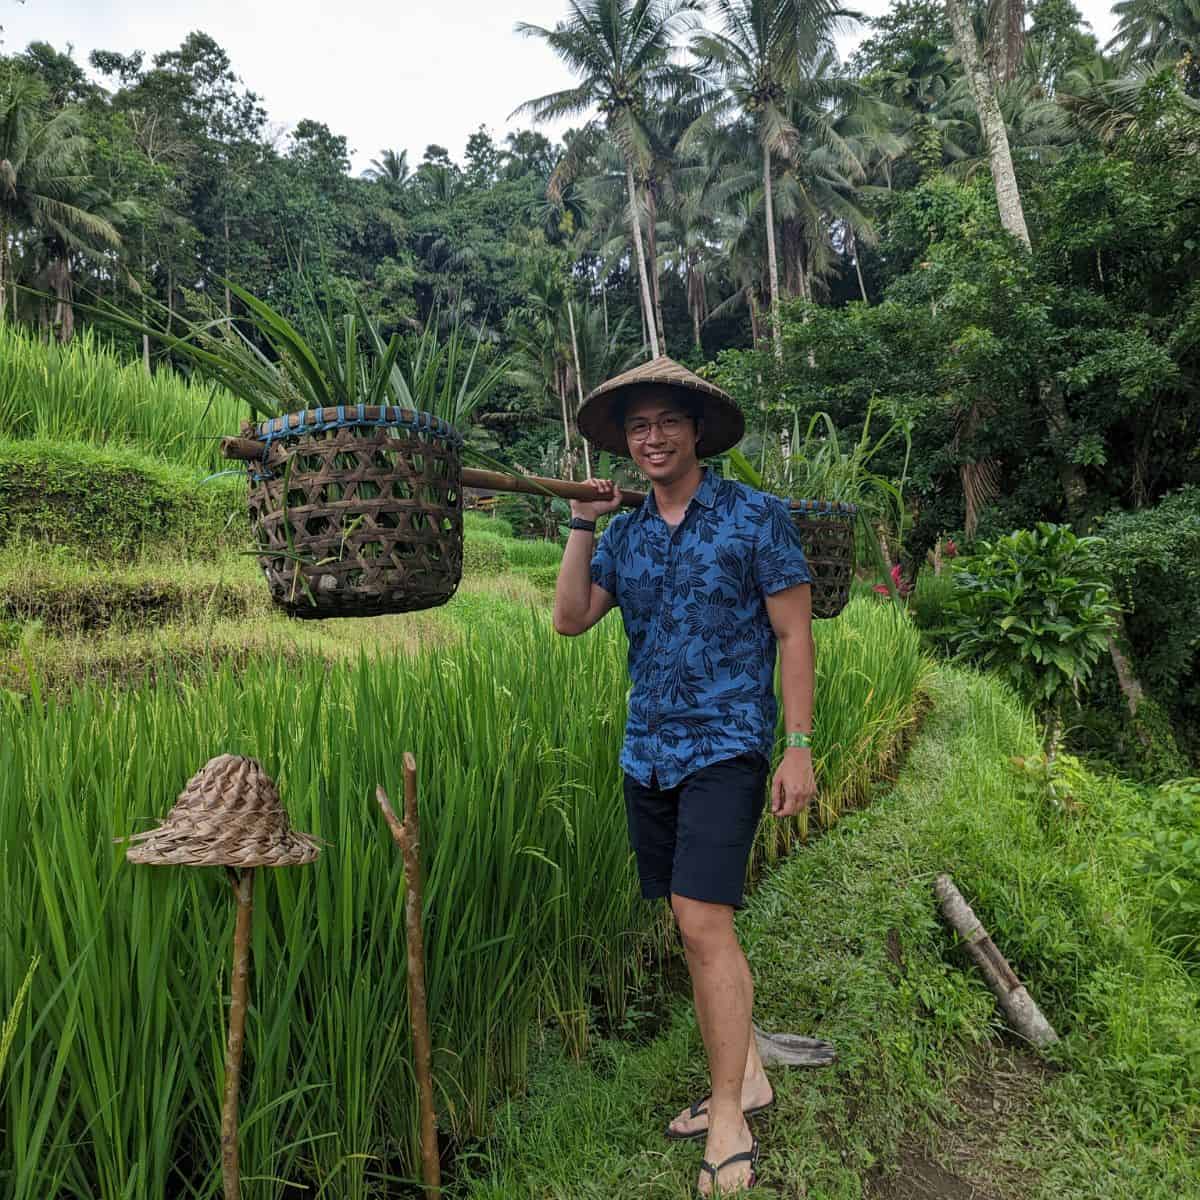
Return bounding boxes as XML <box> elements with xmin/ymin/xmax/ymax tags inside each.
<box><xmin>0</xmin><ymin>2</ymin><xmax>1196</xmax><ymax>750</ymax></box>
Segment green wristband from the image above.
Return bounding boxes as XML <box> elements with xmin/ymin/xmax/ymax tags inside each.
<box><xmin>785</xmin><ymin>732</ymin><xmax>813</xmax><ymax>750</ymax></box>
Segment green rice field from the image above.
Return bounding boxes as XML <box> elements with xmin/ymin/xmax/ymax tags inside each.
<box><xmin>0</xmin><ymin>600</ymin><xmax>929</xmax><ymax>1199</ymax></box>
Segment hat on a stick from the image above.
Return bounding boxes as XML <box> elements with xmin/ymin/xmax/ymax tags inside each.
<box><xmin>578</xmin><ymin>355</ymin><xmax>744</xmax><ymax>458</ymax></box>
<box><xmin>125</xmin><ymin>754</ymin><xmax>320</xmax><ymax>868</ymax></box>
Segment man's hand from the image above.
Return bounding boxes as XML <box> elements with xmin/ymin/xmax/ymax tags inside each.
<box><xmin>770</xmin><ymin>747</ymin><xmax>817</xmax><ymax>817</ymax></box>
<box><xmin>571</xmin><ymin>478</ymin><xmax>623</xmax><ymax>523</ymax></box>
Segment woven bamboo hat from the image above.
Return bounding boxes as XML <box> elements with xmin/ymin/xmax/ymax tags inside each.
<box><xmin>125</xmin><ymin>755</ymin><xmax>321</xmax><ymax>868</ymax></box>
<box><xmin>578</xmin><ymin>355</ymin><xmax>744</xmax><ymax>458</ymax></box>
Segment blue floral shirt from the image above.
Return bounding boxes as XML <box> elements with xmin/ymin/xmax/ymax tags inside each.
<box><xmin>590</xmin><ymin>468</ymin><xmax>813</xmax><ymax>789</ymax></box>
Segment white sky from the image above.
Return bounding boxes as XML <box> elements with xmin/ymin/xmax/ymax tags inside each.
<box><xmin>9</xmin><ymin>1</ymin><xmax>1121</xmax><ymax>174</ymax></box>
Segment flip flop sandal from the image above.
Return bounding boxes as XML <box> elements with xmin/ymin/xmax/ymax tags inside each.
<box><xmin>664</xmin><ymin>1093</ymin><xmax>775</xmax><ymax>1141</ymax></box>
<box><xmin>697</xmin><ymin>1134</ymin><xmax>760</xmax><ymax>1197</ymax></box>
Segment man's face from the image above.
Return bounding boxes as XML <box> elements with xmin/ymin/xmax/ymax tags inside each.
<box><xmin>622</xmin><ymin>388</ymin><xmax>702</xmax><ymax>486</ymax></box>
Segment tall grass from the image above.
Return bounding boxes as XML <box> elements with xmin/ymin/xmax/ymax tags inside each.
<box><xmin>0</xmin><ymin>325</ymin><xmax>243</xmax><ymax>472</ymax></box>
<box><xmin>1</xmin><ymin>602</ymin><xmax>927</xmax><ymax>1198</ymax></box>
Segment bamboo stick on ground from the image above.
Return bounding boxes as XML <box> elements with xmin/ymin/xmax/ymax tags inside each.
<box><xmin>221</xmin><ymin>867</ymin><xmax>255</xmax><ymax>1200</ymax></box>
<box><xmin>377</xmin><ymin>756</ymin><xmax>440</xmax><ymax>1197</ymax></box>
<box><xmin>934</xmin><ymin>873</ymin><xmax>1059</xmax><ymax>1048</ymax></box>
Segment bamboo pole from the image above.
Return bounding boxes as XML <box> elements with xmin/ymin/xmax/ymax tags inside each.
<box><xmin>221</xmin><ymin>867</ymin><xmax>255</xmax><ymax>1200</ymax></box>
<box><xmin>218</xmin><ymin>438</ymin><xmax>645</xmax><ymax>508</ymax></box>
<box><xmin>934</xmin><ymin>874</ymin><xmax>1059</xmax><ymax>1048</ymax></box>
<box><xmin>377</xmin><ymin>755</ymin><xmax>440</xmax><ymax>1197</ymax></box>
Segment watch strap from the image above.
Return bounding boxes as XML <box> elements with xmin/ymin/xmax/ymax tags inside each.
<box><xmin>568</xmin><ymin>517</ymin><xmax>597</xmax><ymax>533</ymax></box>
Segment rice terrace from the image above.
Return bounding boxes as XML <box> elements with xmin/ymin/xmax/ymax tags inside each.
<box><xmin>1</xmin><ymin>2</ymin><xmax>1198</xmax><ymax>1198</ymax></box>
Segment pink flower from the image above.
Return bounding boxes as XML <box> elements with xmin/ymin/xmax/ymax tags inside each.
<box><xmin>944</xmin><ymin>538</ymin><xmax>958</xmax><ymax>558</ymax></box>
<box><xmin>874</xmin><ymin>564</ymin><xmax>913</xmax><ymax>599</ymax></box>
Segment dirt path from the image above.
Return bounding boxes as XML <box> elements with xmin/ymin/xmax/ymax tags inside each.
<box><xmin>865</xmin><ymin>1045</ymin><xmax>1049</xmax><ymax>1200</ymax></box>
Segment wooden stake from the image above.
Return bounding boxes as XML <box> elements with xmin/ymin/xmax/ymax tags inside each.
<box><xmin>377</xmin><ymin>756</ymin><xmax>440</xmax><ymax>1197</ymax></box>
<box><xmin>221</xmin><ymin>867</ymin><xmax>255</xmax><ymax>1200</ymax></box>
<box><xmin>934</xmin><ymin>874</ymin><xmax>1059</xmax><ymax>1048</ymax></box>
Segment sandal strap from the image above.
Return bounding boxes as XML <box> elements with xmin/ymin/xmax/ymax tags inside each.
<box><xmin>690</xmin><ymin>1095</ymin><xmax>712</xmax><ymax>1119</ymax></box>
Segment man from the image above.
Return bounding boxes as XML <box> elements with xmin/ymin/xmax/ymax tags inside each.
<box><xmin>553</xmin><ymin>357</ymin><xmax>817</xmax><ymax>1196</ymax></box>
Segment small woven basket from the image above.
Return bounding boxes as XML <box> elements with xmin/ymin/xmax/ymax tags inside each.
<box><xmin>243</xmin><ymin>405</ymin><xmax>463</xmax><ymax>619</ymax></box>
<box><xmin>790</xmin><ymin>500</ymin><xmax>857</xmax><ymax>620</ymax></box>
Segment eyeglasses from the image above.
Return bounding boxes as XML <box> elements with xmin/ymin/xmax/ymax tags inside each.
<box><xmin>624</xmin><ymin>413</ymin><xmax>691</xmax><ymax>442</ymax></box>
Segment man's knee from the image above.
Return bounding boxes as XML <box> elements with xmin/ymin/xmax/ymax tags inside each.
<box><xmin>671</xmin><ymin>892</ymin><xmax>735</xmax><ymax>959</ymax></box>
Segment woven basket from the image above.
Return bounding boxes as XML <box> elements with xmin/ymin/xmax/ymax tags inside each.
<box><xmin>790</xmin><ymin>500</ymin><xmax>857</xmax><ymax>620</ymax></box>
<box><xmin>243</xmin><ymin>405</ymin><xmax>463</xmax><ymax>619</ymax></box>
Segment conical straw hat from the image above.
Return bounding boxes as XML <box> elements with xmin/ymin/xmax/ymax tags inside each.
<box><xmin>578</xmin><ymin>355</ymin><xmax>744</xmax><ymax>458</ymax></box>
<box><xmin>125</xmin><ymin>755</ymin><xmax>321</xmax><ymax>868</ymax></box>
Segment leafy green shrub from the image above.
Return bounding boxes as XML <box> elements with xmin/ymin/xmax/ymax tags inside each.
<box><xmin>1133</xmin><ymin>778</ymin><xmax>1200</xmax><ymax>964</ymax></box>
<box><xmin>947</xmin><ymin>524</ymin><xmax>1117</xmax><ymax>744</ymax></box>
<box><xmin>0</xmin><ymin>439</ymin><xmax>247</xmax><ymax>559</ymax></box>
<box><xmin>462</xmin><ymin>529</ymin><xmax>510</xmax><ymax>575</ymax></box>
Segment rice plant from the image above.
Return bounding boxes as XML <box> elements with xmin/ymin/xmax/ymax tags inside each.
<box><xmin>1</xmin><ymin>601</ymin><xmax>926</xmax><ymax>1198</ymax></box>
<box><xmin>0</xmin><ymin>323</ymin><xmax>241</xmax><ymax>472</ymax></box>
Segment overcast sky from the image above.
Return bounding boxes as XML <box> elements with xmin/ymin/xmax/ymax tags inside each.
<box><xmin>9</xmin><ymin>1</ymin><xmax>1121</xmax><ymax>174</ymax></box>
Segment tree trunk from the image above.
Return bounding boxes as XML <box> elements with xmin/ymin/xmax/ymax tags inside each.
<box><xmin>567</xmin><ymin>299</ymin><xmax>592</xmax><ymax>479</ymax></box>
<box><xmin>557</xmin><ymin>364</ymin><xmax>572</xmax><ymax>475</ymax></box>
<box><xmin>1004</xmin><ymin>0</ymin><xmax>1024</xmax><ymax>83</ymax></box>
<box><xmin>625</xmin><ymin>159</ymin><xmax>660</xmax><ymax>359</ymax></box>
<box><xmin>945</xmin><ymin>0</ymin><xmax>1031</xmax><ymax>249</ymax></box>
<box><xmin>49</xmin><ymin>257</ymin><xmax>75</xmax><ymax>343</ymax></box>
<box><xmin>850</xmin><ymin>227</ymin><xmax>869</xmax><ymax>302</ymax></box>
<box><xmin>1108</xmin><ymin>610</ymin><xmax>1147</xmax><ymax>721</ymax></box>
<box><xmin>749</xmin><ymin>289</ymin><xmax>760</xmax><ymax>348</ymax></box>
<box><xmin>0</xmin><ymin>217</ymin><xmax>7</xmax><ymax>321</ymax></box>
<box><xmin>645</xmin><ymin>184</ymin><xmax>667</xmax><ymax>356</ymax></box>
<box><xmin>762</xmin><ymin>146</ymin><xmax>784</xmax><ymax>361</ymax></box>
<box><xmin>692</xmin><ymin>296</ymin><xmax>701</xmax><ymax>351</ymax></box>
<box><xmin>223</xmin><ymin>204</ymin><xmax>232</xmax><ymax>317</ymax></box>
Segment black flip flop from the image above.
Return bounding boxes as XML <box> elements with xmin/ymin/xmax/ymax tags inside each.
<box><xmin>664</xmin><ymin>1092</ymin><xmax>774</xmax><ymax>1141</ymax></box>
<box><xmin>698</xmin><ymin>1134</ymin><xmax>760</xmax><ymax>1196</ymax></box>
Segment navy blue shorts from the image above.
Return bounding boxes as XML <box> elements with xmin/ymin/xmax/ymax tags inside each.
<box><xmin>623</xmin><ymin>751</ymin><xmax>771</xmax><ymax>909</ymax></box>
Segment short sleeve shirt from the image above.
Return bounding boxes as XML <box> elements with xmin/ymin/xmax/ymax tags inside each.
<box><xmin>590</xmin><ymin>468</ymin><xmax>813</xmax><ymax>788</ymax></box>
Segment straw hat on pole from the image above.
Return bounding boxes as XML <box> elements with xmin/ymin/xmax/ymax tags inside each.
<box><xmin>124</xmin><ymin>754</ymin><xmax>320</xmax><ymax>1200</ymax></box>
<box><xmin>577</xmin><ymin>355</ymin><xmax>745</xmax><ymax>459</ymax></box>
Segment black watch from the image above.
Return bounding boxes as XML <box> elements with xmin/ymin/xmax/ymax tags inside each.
<box><xmin>568</xmin><ymin>517</ymin><xmax>597</xmax><ymax>533</ymax></box>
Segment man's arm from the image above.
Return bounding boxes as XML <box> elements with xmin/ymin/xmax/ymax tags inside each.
<box><xmin>553</xmin><ymin>478</ymin><xmax>621</xmax><ymax>637</ymax></box>
<box><xmin>765</xmin><ymin>583</ymin><xmax>817</xmax><ymax>817</ymax></box>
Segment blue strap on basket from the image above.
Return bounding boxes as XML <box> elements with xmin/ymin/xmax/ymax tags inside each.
<box><xmin>248</xmin><ymin>405</ymin><xmax>464</xmax><ymax>480</ymax></box>
<box><xmin>790</xmin><ymin>498</ymin><xmax>858</xmax><ymax>517</ymax></box>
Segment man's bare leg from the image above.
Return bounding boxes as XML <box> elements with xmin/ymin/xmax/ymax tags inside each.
<box><xmin>671</xmin><ymin>894</ymin><xmax>765</xmax><ymax>1194</ymax></box>
<box><xmin>667</xmin><ymin>900</ymin><xmax>772</xmax><ymax>1139</ymax></box>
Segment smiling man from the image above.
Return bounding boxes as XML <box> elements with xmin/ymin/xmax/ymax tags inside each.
<box><xmin>552</xmin><ymin>357</ymin><xmax>817</xmax><ymax>1197</ymax></box>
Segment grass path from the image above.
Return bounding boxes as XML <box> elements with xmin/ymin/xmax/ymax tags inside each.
<box><xmin>455</xmin><ymin>669</ymin><xmax>1200</xmax><ymax>1199</ymax></box>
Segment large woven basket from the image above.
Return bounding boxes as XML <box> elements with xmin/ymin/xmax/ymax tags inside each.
<box><xmin>790</xmin><ymin>500</ymin><xmax>857</xmax><ymax>620</ymax></box>
<box><xmin>244</xmin><ymin>405</ymin><xmax>463</xmax><ymax>619</ymax></box>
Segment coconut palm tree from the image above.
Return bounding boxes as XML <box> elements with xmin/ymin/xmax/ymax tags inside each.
<box><xmin>0</xmin><ymin>72</ymin><xmax>125</xmax><ymax>327</ymax></box>
<box><xmin>365</xmin><ymin>147</ymin><xmax>411</xmax><ymax>188</ymax></box>
<box><xmin>514</xmin><ymin>0</ymin><xmax>705</xmax><ymax>360</ymax></box>
<box><xmin>688</xmin><ymin>0</ymin><xmax>856</xmax><ymax>359</ymax></box>
<box><xmin>1108</xmin><ymin>0</ymin><xmax>1200</xmax><ymax>71</ymax></box>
